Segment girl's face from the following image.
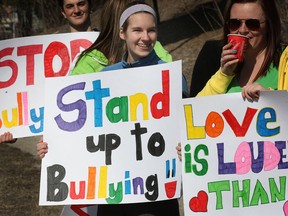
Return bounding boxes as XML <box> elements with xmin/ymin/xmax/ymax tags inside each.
<box><xmin>62</xmin><ymin>0</ymin><xmax>90</xmax><ymax>29</ymax></box>
<box><xmin>120</xmin><ymin>12</ymin><xmax>157</xmax><ymax>63</ymax></box>
<box><xmin>229</xmin><ymin>2</ymin><xmax>267</xmax><ymax>53</ymax></box>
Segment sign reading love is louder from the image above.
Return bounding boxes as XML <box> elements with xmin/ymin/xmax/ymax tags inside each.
<box><xmin>181</xmin><ymin>91</ymin><xmax>288</xmax><ymax>216</ymax></box>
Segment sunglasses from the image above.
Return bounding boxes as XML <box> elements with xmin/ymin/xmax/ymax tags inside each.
<box><xmin>228</xmin><ymin>19</ymin><xmax>265</xmax><ymax>31</ymax></box>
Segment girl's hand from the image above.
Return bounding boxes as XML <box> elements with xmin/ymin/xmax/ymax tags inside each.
<box><xmin>220</xmin><ymin>43</ymin><xmax>239</xmax><ymax>76</ymax></box>
<box><xmin>176</xmin><ymin>142</ymin><xmax>182</xmax><ymax>161</ymax></box>
<box><xmin>242</xmin><ymin>83</ymin><xmax>268</xmax><ymax>101</ymax></box>
<box><xmin>0</xmin><ymin>132</ymin><xmax>16</xmax><ymax>144</ymax></box>
<box><xmin>36</xmin><ymin>136</ymin><xmax>48</xmax><ymax>159</ymax></box>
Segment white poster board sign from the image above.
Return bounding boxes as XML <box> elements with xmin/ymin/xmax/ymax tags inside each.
<box><xmin>181</xmin><ymin>91</ymin><xmax>288</xmax><ymax>215</ymax></box>
<box><xmin>39</xmin><ymin>61</ymin><xmax>182</xmax><ymax>205</ymax></box>
<box><xmin>0</xmin><ymin>32</ymin><xmax>99</xmax><ymax>138</ymax></box>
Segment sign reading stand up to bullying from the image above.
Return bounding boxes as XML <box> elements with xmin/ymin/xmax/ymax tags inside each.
<box><xmin>181</xmin><ymin>91</ymin><xmax>288</xmax><ymax>216</ymax></box>
<box><xmin>0</xmin><ymin>32</ymin><xmax>98</xmax><ymax>138</ymax></box>
<box><xmin>39</xmin><ymin>61</ymin><xmax>183</xmax><ymax>205</ymax></box>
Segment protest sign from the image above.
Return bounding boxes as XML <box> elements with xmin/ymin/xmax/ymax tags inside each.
<box><xmin>0</xmin><ymin>32</ymin><xmax>98</xmax><ymax>137</ymax></box>
<box><xmin>39</xmin><ymin>61</ymin><xmax>182</xmax><ymax>205</ymax></box>
<box><xmin>181</xmin><ymin>91</ymin><xmax>288</xmax><ymax>215</ymax></box>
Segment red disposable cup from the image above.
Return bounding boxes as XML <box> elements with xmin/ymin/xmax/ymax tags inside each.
<box><xmin>227</xmin><ymin>34</ymin><xmax>250</xmax><ymax>62</ymax></box>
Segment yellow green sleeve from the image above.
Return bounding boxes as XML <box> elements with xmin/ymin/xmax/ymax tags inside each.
<box><xmin>154</xmin><ymin>41</ymin><xmax>172</xmax><ymax>62</ymax></box>
<box><xmin>197</xmin><ymin>68</ymin><xmax>235</xmax><ymax>96</ymax></box>
<box><xmin>278</xmin><ymin>46</ymin><xmax>288</xmax><ymax>90</ymax></box>
<box><xmin>70</xmin><ymin>50</ymin><xmax>108</xmax><ymax>75</ymax></box>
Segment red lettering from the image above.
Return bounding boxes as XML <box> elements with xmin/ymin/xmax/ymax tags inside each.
<box><xmin>44</xmin><ymin>41</ymin><xmax>70</xmax><ymax>77</ymax></box>
<box><xmin>70</xmin><ymin>181</ymin><xmax>86</xmax><ymax>199</ymax></box>
<box><xmin>151</xmin><ymin>70</ymin><xmax>170</xmax><ymax>119</ymax></box>
<box><xmin>0</xmin><ymin>47</ymin><xmax>18</xmax><ymax>88</ymax></box>
<box><xmin>1</xmin><ymin>38</ymin><xmax>94</xmax><ymax>89</ymax></box>
<box><xmin>70</xmin><ymin>39</ymin><xmax>92</xmax><ymax>62</ymax></box>
<box><xmin>17</xmin><ymin>45</ymin><xmax>43</xmax><ymax>86</ymax></box>
<box><xmin>222</xmin><ymin>107</ymin><xmax>258</xmax><ymax>137</ymax></box>
<box><xmin>70</xmin><ymin>205</ymin><xmax>92</xmax><ymax>216</ymax></box>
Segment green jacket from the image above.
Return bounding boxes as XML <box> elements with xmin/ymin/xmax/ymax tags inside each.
<box><xmin>70</xmin><ymin>41</ymin><xmax>172</xmax><ymax>75</ymax></box>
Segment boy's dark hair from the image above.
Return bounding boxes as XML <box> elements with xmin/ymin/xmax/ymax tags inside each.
<box><xmin>57</xmin><ymin>0</ymin><xmax>91</xmax><ymax>11</ymax></box>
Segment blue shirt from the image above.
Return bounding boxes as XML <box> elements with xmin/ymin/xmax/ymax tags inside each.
<box><xmin>101</xmin><ymin>50</ymin><xmax>188</xmax><ymax>97</ymax></box>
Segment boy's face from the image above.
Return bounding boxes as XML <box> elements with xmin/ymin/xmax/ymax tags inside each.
<box><xmin>61</xmin><ymin>0</ymin><xmax>90</xmax><ymax>29</ymax></box>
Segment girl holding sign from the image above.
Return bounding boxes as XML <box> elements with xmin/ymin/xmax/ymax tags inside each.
<box><xmin>70</xmin><ymin>0</ymin><xmax>173</xmax><ymax>75</ymax></box>
<box><xmin>100</xmin><ymin>2</ymin><xmax>165</xmax><ymax>72</ymax></box>
<box><xmin>196</xmin><ymin>0</ymin><xmax>285</xmax><ymax>100</ymax></box>
<box><xmin>37</xmin><ymin>1</ymin><xmax>184</xmax><ymax>215</ymax></box>
<box><xmin>97</xmin><ymin>1</ymin><xmax>182</xmax><ymax>215</ymax></box>
<box><xmin>36</xmin><ymin>0</ymin><xmax>179</xmax><ymax>158</ymax></box>
<box><xmin>100</xmin><ymin>2</ymin><xmax>188</xmax><ymax>97</ymax></box>
<box><xmin>177</xmin><ymin>0</ymin><xmax>287</xmax><ymax>159</ymax></box>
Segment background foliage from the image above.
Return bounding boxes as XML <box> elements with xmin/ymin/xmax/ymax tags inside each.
<box><xmin>0</xmin><ymin>0</ymin><xmax>287</xmax><ymax>41</ymax></box>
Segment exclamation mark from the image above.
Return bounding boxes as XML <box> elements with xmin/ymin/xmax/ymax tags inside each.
<box><xmin>164</xmin><ymin>158</ymin><xmax>177</xmax><ymax>198</ymax></box>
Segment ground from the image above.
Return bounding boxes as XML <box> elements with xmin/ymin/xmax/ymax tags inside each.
<box><xmin>0</xmin><ymin>2</ymin><xmax>224</xmax><ymax>215</ymax></box>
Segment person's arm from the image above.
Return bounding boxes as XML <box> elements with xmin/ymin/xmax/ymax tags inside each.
<box><xmin>197</xmin><ymin>41</ymin><xmax>242</xmax><ymax>97</ymax></box>
<box><xmin>197</xmin><ymin>68</ymin><xmax>235</xmax><ymax>96</ymax></box>
<box><xmin>154</xmin><ymin>41</ymin><xmax>172</xmax><ymax>62</ymax></box>
<box><xmin>70</xmin><ymin>51</ymin><xmax>108</xmax><ymax>75</ymax></box>
<box><xmin>278</xmin><ymin>46</ymin><xmax>288</xmax><ymax>90</ymax></box>
<box><xmin>190</xmin><ymin>40</ymin><xmax>223</xmax><ymax>97</ymax></box>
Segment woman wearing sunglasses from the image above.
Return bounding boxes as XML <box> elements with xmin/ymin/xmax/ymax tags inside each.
<box><xmin>196</xmin><ymin>0</ymin><xmax>285</xmax><ymax>100</ymax></box>
<box><xmin>177</xmin><ymin>0</ymin><xmax>286</xmax><ymax>161</ymax></box>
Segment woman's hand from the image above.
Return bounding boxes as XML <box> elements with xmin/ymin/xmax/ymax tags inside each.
<box><xmin>220</xmin><ymin>43</ymin><xmax>239</xmax><ymax>76</ymax></box>
<box><xmin>0</xmin><ymin>132</ymin><xmax>17</xmax><ymax>144</ymax></box>
<box><xmin>242</xmin><ymin>83</ymin><xmax>268</xmax><ymax>101</ymax></box>
<box><xmin>176</xmin><ymin>142</ymin><xmax>182</xmax><ymax>161</ymax></box>
<box><xmin>36</xmin><ymin>136</ymin><xmax>48</xmax><ymax>159</ymax></box>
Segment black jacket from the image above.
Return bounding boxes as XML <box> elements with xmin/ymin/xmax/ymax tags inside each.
<box><xmin>190</xmin><ymin>39</ymin><xmax>223</xmax><ymax>97</ymax></box>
